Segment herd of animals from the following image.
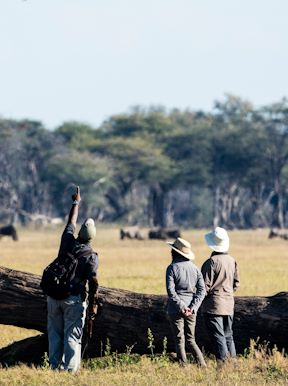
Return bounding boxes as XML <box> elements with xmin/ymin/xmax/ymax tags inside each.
<box><xmin>0</xmin><ymin>223</ymin><xmax>180</xmax><ymax>242</ymax></box>
<box><xmin>0</xmin><ymin>223</ymin><xmax>287</xmax><ymax>242</ymax></box>
<box><xmin>120</xmin><ymin>226</ymin><xmax>180</xmax><ymax>240</ymax></box>
<box><xmin>268</xmin><ymin>228</ymin><xmax>288</xmax><ymax>241</ymax></box>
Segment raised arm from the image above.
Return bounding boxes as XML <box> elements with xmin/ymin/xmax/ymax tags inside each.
<box><xmin>67</xmin><ymin>186</ymin><xmax>81</xmax><ymax>226</ymax></box>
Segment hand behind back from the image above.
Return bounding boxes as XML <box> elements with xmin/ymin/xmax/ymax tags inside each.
<box><xmin>182</xmin><ymin>308</ymin><xmax>194</xmax><ymax>317</ymax></box>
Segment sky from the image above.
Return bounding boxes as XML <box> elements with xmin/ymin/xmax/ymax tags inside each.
<box><xmin>0</xmin><ymin>0</ymin><xmax>287</xmax><ymax>129</ymax></box>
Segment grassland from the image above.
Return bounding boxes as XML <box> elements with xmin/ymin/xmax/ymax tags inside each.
<box><xmin>0</xmin><ymin>226</ymin><xmax>287</xmax><ymax>385</ymax></box>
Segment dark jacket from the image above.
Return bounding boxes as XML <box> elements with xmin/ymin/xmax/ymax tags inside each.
<box><xmin>58</xmin><ymin>223</ymin><xmax>98</xmax><ymax>297</ymax></box>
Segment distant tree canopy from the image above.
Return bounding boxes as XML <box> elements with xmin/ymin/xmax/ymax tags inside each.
<box><xmin>1</xmin><ymin>95</ymin><xmax>288</xmax><ymax>229</ymax></box>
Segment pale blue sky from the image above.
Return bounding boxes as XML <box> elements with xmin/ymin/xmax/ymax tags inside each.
<box><xmin>0</xmin><ymin>0</ymin><xmax>287</xmax><ymax>129</ymax></box>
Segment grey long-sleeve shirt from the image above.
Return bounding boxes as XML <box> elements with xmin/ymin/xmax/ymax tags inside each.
<box><xmin>166</xmin><ymin>257</ymin><xmax>206</xmax><ymax>315</ymax></box>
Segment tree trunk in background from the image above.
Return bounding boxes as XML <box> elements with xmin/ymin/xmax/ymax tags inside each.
<box><xmin>212</xmin><ymin>184</ymin><xmax>245</xmax><ymax>229</ymax></box>
<box><xmin>0</xmin><ymin>266</ymin><xmax>288</xmax><ymax>364</ymax></box>
<box><xmin>212</xmin><ymin>185</ymin><xmax>220</xmax><ymax>228</ymax></box>
<box><xmin>271</xmin><ymin>176</ymin><xmax>285</xmax><ymax>229</ymax></box>
<box><xmin>105</xmin><ymin>189</ymin><xmax>126</xmax><ymax>220</ymax></box>
<box><xmin>149</xmin><ymin>183</ymin><xmax>168</xmax><ymax>228</ymax></box>
<box><xmin>165</xmin><ymin>193</ymin><xmax>174</xmax><ymax>228</ymax></box>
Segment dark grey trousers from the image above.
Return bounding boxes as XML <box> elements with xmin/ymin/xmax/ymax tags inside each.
<box><xmin>169</xmin><ymin>313</ymin><xmax>206</xmax><ymax>365</ymax></box>
<box><xmin>204</xmin><ymin>313</ymin><xmax>236</xmax><ymax>361</ymax></box>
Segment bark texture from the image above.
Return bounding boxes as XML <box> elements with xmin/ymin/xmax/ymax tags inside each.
<box><xmin>0</xmin><ymin>266</ymin><xmax>287</xmax><ymax>364</ymax></box>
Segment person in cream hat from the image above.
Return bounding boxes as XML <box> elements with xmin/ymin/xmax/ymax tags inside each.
<box><xmin>167</xmin><ymin>237</ymin><xmax>195</xmax><ymax>260</ymax></box>
<box><xmin>79</xmin><ymin>218</ymin><xmax>97</xmax><ymax>242</ymax></box>
<box><xmin>201</xmin><ymin>227</ymin><xmax>240</xmax><ymax>366</ymax></box>
<box><xmin>205</xmin><ymin>226</ymin><xmax>229</xmax><ymax>253</ymax></box>
<box><xmin>46</xmin><ymin>186</ymin><xmax>99</xmax><ymax>373</ymax></box>
<box><xmin>165</xmin><ymin>237</ymin><xmax>206</xmax><ymax>367</ymax></box>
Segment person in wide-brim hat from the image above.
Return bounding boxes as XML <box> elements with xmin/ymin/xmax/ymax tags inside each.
<box><xmin>166</xmin><ymin>237</ymin><xmax>195</xmax><ymax>260</ymax></box>
<box><xmin>165</xmin><ymin>237</ymin><xmax>206</xmax><ymax>367</ymax></box>
<box><xmin>201</xmin><ymin>226</ymin><xmax>240</xmax><ymax>366</ymax></box>
<box><xmin>204</xmin><ymin>226</ymin><xmax>229</xmax><ymax>253</ymax></box>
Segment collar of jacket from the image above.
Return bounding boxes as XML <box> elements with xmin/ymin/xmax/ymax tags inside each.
<box><xmin>172</xmin><ymin>256</ymin><xmax>190</xmax><ymax>263</ymax></box>
<box><xmin>210</xmin><ymin>251</ymin><xmax>228</xmax><ymax>257</ymax></box>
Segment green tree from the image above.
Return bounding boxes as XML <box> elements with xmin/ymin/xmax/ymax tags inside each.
<box><xmin>255</xmin><ymin>100</ymin><xmax>288</xmax><ymax>228</ymax></box>
<box><xmin>96</xmin><ymin>109</ymin><xmax>178</xmax><ymax>226</ymax></box>
<box><xmin>45</xmin><ymin>151</ymin><xmax>110</xmax><ymax>220</ymax></box>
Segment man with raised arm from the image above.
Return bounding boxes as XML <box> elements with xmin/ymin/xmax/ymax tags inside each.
<box><xmin>47</xmin><ymin>186</ymin><xmax>99</xmax><ymax>373</ymax></box>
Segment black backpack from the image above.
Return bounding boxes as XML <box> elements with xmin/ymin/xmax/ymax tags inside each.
<box><xmin>40</xmin><ymin>246</ymin><xmax>92</xmax><ymax>300</ymax></box>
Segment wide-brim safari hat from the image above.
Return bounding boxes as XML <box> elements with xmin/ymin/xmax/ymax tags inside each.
<box><xmin>167</xmin><ymin>237</ymin><xmax>195</xmax><ymax>260</ymax></box>
<box><xmin>205</xmin><ymin>226</ymin><xmax>229</xmax><ymax>253</ymax></box>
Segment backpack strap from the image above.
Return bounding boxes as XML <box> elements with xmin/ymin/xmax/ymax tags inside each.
<box><xmin>72</xmin><ymin>245</ymin><xmax>93</xmax><ymax>260</ymax></box>
<box><xmin>68</xmin><ymin>246</ymin><xmax>94</xmax><ymax>287</ymax></box>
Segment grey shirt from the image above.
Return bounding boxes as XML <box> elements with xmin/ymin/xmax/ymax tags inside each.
<box><xmin>201</xmin><ymin>252</ymin><xmax>240</xmax><ymax>315</ymax></box>
<box><xmin>166</xmin><ymin>257</ymin><xmax>206</xmax><ymax>315</ymax></box>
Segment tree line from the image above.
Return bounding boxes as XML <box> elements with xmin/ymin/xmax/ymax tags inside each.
<box><xmin>1</xmin><ymin>95</ymin><xmax>288</xmax><ymax>229</ymax></box>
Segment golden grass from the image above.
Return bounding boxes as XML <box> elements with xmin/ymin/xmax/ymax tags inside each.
<box><xmin>0</xmin><ymin>226</ymin><xmax>287</xmax><ymax>295</ymax></box>
<box><xmin>0</xmin><ymin>226</ymin><xmax>288</xmax><ymax>384</ymax></box>
<box><xmin>0</xmin><ymin>355</ymin><xmax>287</xmax><ymax>386</ymax></box>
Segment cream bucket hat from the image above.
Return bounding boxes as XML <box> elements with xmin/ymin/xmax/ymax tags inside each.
<box><xmin>167</xmin><ymin>237</ymin><xmax>195</xmax><ymax>260</ymax></box>
<box><xmin>79</xmin><ymin>218</ymin><xmax>96</xmax><ymax>242</ymax></box>
<box><xmin>205</xmin><ymin>226</ymin><xmax>229</xmax><ymax>253</ymax></box>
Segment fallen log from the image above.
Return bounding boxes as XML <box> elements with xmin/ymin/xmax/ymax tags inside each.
<box><xmin>0</xmin><ymin>266</ymin><xmax>287</xmax><ymax>365</ymax></box>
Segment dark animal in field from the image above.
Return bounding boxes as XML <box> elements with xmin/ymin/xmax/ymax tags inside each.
<box><xmin>120</xmin><ymin>226</ymin><xmax>144</xmax><ymax>240</ymax></box>
<box><xmin>148</xmin><ymin>228</ymin><xmax>181</xmax><ymax>240</ymax></box>
<box><xmin>0</xmin><ymin>225</ymin><xmax>18</xmax><ymax>241</ymax></box>
<box><xmin>268</xmin><ymin>228</ymin><xmax>288</xmax><ymax>241</ymax></box>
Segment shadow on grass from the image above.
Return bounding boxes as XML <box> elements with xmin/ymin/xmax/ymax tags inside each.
<box><xmin>0</xmin><ymin>334</ymin><xmax>48</xmax><ymax>367</ymax></box>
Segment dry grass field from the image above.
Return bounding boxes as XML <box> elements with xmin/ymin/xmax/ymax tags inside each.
<box><xmin>0</xmin><ymin>226</ymin><xmax>287</xmax><ymax>385</ymax></box>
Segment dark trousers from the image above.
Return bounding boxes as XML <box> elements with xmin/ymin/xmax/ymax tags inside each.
<box><xmin>169</xmin><ymin>313</ymin><xmax>206</xmax><ymax>365</ymax></box>
<box><xmin>204</xmin><ymin>313</ymin><xmax>236</xmax><ymax>361</ymax></box>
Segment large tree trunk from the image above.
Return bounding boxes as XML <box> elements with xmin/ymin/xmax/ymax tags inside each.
<box><xmin>0</xmin><ymin>266</ymin><xmax>288</xmax><ymax>364</ymax></box>
<box><xmin>271</xmin><ymin>176</ymin><xmax>285</xmax><ymax>229</ymax></box>
<box><xmin>212</xmin><ymin>185</ymin><xmax>220</xmax><ymax>228</ymax></box>
<box><xmin>149</xmin><ymin>183</ymin><xmax>168</xmax><ymax>228</ymax></box>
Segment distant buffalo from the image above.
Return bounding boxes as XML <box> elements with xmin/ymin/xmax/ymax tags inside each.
<box><xmin>120</xmin><ymin>226</ymin><xmax>144</xmax><ymax>240</ymax></box>
<box><xmin>268</xmin><ymin>228</ymin><xmax>288</xmax><ymax>241</ymax></box>
<box><xmin>0</xmin><ymin>225</ymin><xmax>18</xmax><ymax>241</ymax></box>
<box><xmin>148</xmin><ymin>228</ymin><xmax>181</xmax><ymax>240</ymax></box>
